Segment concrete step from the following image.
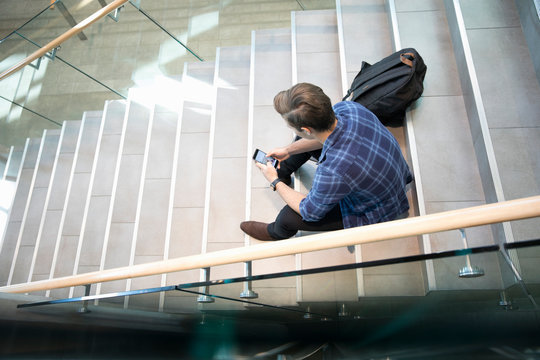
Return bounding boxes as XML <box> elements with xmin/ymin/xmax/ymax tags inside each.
<box><xmin>30</xmin><ymin>121</ymin><xmax>82</xmax><ymax>294</ymax></box>
<box><xmin>291</xmin><ymin>8</ymin><xmax>358</xmax><ymax>302</ymax></box>
<box><xmin>337</xmin><ymin>0</ymin><xmax>426</xmax><ymax>298</ymax></box>
<box><xmin>338</xmin><ymin>0</ymin><xmax>393</xmax><ymax>90</ymax></box>
<box><xmin>0</xmin><ymin>137</ymin><xmax>41</xmax><ymax>287</ymax></box>
<box><xmin>0</xmin><ymin>146</ymin><xmax>24</xmax><ymax>249</ymax></box>
<box><xmin>2</xmin><ymin>146</ymin><xmax>24</xmax><ymax>182</ymax></box>
<box><xmin>392</xmin><ymin>0</ymin><xmax>501</xmax><ymax>291</ymax></box>
<box><xmin>293</xmin><ymin>9</ymin><xmax>343</xmax><ymax>103</ymax></box>
<box><xmin>95</xmin><ymin>94</ymin><xmax>153</xmax><ymax>304</ymax></box>
<box><xmin>458</xmin><ymin>0</ymin><xmax>540</xmax><ymax>242</ymax></box>
<box><xmin>444</xmin><ymin>0</ymin><xmax>540</xmax><ymax>287</ymax></box>
<box><xmin>8</xmin><ymin>129</ymin><xmax>61</xmax><ymax>286</ymax></box>
<box><xmin>67</xmin><ymin>100</ymin><xmax>127</xmax><ymax>299</ymax></box>
<box><xmin>48</xmin><ymin>111</ymin><xmax>103</xmax><ymax>299</ymax></box>
<box><xmin>163</xmin><ymin>61</ymin><xmax>215</xmax><ymax>313</ymax></box>
<box><xmin>127</xmin><ymin>103</ymin><xmax>181</xmax><ymax>311</ymax></box>
<box><xmin>0</xmin><ymin>147</ymin><xmax>7</xmax><ymax>179</ymax></box>
<box><xmin>200</xmin><ymin>45</ymin><xmax>252</xmax><ymax>311</ymax></box>
<box><xmin>247</xmin><ymin>28</ymin><xmax>297</xmax><ymax>307</ymax></box>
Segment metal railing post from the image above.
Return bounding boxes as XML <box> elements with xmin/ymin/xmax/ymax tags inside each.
<box><xmin>240</xmin><ymin>261</ymin><xmax>258</xmax><ymax>299</ymax></box>
<box><xmin>458</xmin><ymin>228</ymin><xmax>485</xmax><ymax>278</ymax></box>
<box><xmin>78</xmin><ymin>284</ymin><xmax>91</xmax><ymax>313</ymax></box>
<box><xmin>197</xmin><ymin>267</ymin><xmax>214</xmax><ymax>303</ymax></box>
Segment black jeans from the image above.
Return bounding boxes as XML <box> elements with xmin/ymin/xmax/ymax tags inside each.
<box><xmin>267</xmin><ymin>204</ymin><xmax>344</xmax><ymax>240</ymax></box>
<box><xmin>276</xmin><ymin>136</ymin><xmax>322</xmax><ymax>181</ymax></box>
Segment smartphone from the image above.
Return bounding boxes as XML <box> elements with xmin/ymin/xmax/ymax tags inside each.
<box><xmin>253</xmin><ymin>149</ymin><xmax>279</xmax><ymax>168</ymax></box>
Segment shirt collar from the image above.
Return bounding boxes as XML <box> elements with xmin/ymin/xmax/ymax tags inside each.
<box><xmin>319</xmin><ymin>115</ymin><xmax>344</xmax><ymax>163</ymax></box>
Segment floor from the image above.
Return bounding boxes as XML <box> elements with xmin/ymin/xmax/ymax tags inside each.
<box><xmin>0</xmin><ymin>0</ymin><xmax>335</xmax><ymax>149</ymax></box>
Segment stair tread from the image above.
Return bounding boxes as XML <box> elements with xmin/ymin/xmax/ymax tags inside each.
<box><xmin>247</xmin><ymin>28</ymin><xmax>297</xmax><ymax>304</ymax></box>
<box><xmin>166</xmin><ymin>62</ymin><xmax>215</xmax><ymax>291</ymax></box>
<box><xmin>0</xmin><ymin>138</ymin><xmax>41</xmax><ymax>286</ymax></box>
<box><xmin>2</xmin><ymin>146</ymin><xmax>24</xmax><ymax>182</ymax></box>
<box><xmin>75</xmin><ymin>100</ymin><xmax>126</xmax><ymax>275</ymax></box>
<box><xmin>205</xmin><ymin>45</ymin><xmax>251</xmax><ymax>256</ymax></box>
<box><xmin>98</xmin><ymin>98</ymin><xmax>152</xmax><ymax>298</ymax></box>
<box><xmin>459</xmin><ymin>1</ymin><xmax>540</xmax><ymax>244</ymax></box>
<box><xmin>10</xmin><ymin>130</ymin><xmax>61</xmax><ymax>285</ymax></box>
<box><xmin>134</xmin><ymin>107</ymin><xmax>179</xmax><ymax>259</ymax></box>
<box><xmin>339</xmin><ymin>0</ymin><xmax>393</xmax><ymax>91</ymax></box>
<box><xmin>49</xmin><ymin>111</ymin><xmax>103</xmax><ymax>299</ymax></box>
<box><xmin>294</xmin><ymin>9</ymin><xmax>342</xmax><ymax>104</ymax></box>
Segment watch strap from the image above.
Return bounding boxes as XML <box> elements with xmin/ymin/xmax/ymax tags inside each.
<box><xmin>270</xmin><ymin>178</ymin><xmax>283</xmax><ymax>191</ymax></box>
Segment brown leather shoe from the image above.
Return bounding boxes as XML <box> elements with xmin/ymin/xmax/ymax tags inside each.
<box><xmin>240</xmin><ymin>221</ymin><xmax>275</xmax><ymax>241</ymax></box>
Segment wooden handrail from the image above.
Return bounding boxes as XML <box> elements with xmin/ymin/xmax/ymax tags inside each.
<box><xmin>1</xmin><ymin>195</ymin><xmax>539</xmax><ymax>294</ymax></box>
<box><xmin>0</xmin><ymin>0</ymin><xmax>129</xmax><ymax>81</ymax></box>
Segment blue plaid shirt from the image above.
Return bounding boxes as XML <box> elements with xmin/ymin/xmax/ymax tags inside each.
<box><xmin>299</xmin><ymin>101</ymin><xmax>412</xmax><ymax>228</ymax></box>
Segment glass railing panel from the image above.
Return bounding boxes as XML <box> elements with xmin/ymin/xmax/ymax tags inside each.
<box><xmin>1</xmin><ymin>1</ymin><xmax>105</xmax><ymax>54</ymax></box>
<box><xmin>1</xmin><ymin>0</ymin><xmax>340</xmax><ymax>148</ymax></box>
<box><xmin>1</xmin><ymin>1</ymin><xmax>61</xmax><ymax>48</ymax></box>
<box><xmin>513</xmin><ymin>243</ymin><xmax>540</xmax><ymax>284</ymax></box>
<box><xmin>508</xmin><ymin>218</ymin><xmax>540</xmax><ymax>288</ymax></box>
<box><xmin>0</xmin><ymin>41</ymin><xmax>127</xmax><ymax>146</ymax></box>
<box><xmin>504</xmin><ymin>241</ymin><xmax>540</xmax><ymax>310</ymax></box>
<box><xmin>15</xmin><ymin>241</ymin><xmax>539</xmax><ymax>312</ymax></box>
<box><xmin>0</xmin><ymin>34</ymin><xmax>65</xmax><ymax>146</ymax></box>
<box><xmin>13</xmin><ymin>1</ymin><xmax>76</xmax><ymax>45</ymax></box>
<box><xmin>0</xmin><ymin>1</ymin><xmax>126</xmax><ymax>147</ymax></box>
<box><xmin>1</xmin><ymin>0</ymin><xmax>203</xmax><ymax>148</ymax></box>
<box><xmin>13</xmin><ymin>240</ymin><xmax>539</xmax><ymax>355</ymax></box>
<box><xmin>295</xmin><ymin>0</ymin><xmax>337</xmax><ymax>11</ymax></box>
<box><xmin>135</xmin><ymin>0</ymin><xmax>336</xmax><ymax>62</ymax></box>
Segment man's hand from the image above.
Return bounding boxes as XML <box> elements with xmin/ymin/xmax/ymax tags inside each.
<box><xmin>268</xmin><ymin>139</ymin><xmax>323</xmax><ymax>164</ymax></box>
<box><xmin>267</xmin><ymin>147</ymin><xmax>290</xmax><ymax>162</ymax></box>
<box><xmin>255</xmin><ymin>159</ymin><xmax>305</xmax><ymax>215</ymax></box>
<box><xmin>255</xmin><ymin>160</ymin><xmax>279</xmax><ymax>183</ymax></box>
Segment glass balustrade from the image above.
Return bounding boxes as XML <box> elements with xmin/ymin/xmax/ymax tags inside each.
<box><xmin>17</xmin><ymin>239</ymin><xmax>540</xmax><ymax>325</ymax></box>
<box><xmin>0</xmin><ymin>0</ymin><xmax>335</xmax><ymax>148</ymax></box>
<box><xmin>0</xmin><ymin>0</ymin><xmax>205</xmax><ymax>148</ymax></box>
<box><xmin>10</xmin><ymin>237</ymin><xmax>538</xmax><ymax>359</ymax></box>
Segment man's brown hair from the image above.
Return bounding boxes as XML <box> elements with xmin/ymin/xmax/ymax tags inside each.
<box><xmin>273</xmin><ymin>83</ymin><xmax>335</xmax><ymax>132</ymax></box>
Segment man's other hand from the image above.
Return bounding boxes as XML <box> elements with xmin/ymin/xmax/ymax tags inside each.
<box><xmin>255</xmin><ymin>161</ymin><xmax>279</xmax><ymax>183</ymax></box>
<box><xmin>267</xmin><ymin>147</ymin><xmax>290</xmax><ymax>162</ymax></box>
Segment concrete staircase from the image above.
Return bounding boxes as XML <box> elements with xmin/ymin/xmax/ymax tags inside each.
<box><xmin>1</xmin><ymin>0</ymin><xmax>539</xmax><ymax>314</ymax></box>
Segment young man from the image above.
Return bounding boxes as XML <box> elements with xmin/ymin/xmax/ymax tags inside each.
<box><xmin>240</xmin><ymin>83</ymin><xmax>412</xmax><ymax>241</ymax></box>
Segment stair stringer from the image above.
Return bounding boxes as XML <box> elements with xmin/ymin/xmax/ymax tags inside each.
<box><xmin>387</xmin><ymin>0</ymin><xmax>504</xmax><ymax>293</ymax></box>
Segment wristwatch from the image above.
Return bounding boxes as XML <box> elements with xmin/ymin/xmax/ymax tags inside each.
<box><xmin>270</xmin><ymin>178</ymin><xmax>283</xmax><ymax>191</ymax></box>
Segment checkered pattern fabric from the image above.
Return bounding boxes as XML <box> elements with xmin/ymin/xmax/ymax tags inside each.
<box><xmin>299</xmin><ymin>101</ymin><xmax>412</xmax><ymax>228</ymax></box>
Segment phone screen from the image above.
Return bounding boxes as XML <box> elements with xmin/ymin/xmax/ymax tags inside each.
<box><xmin>253</xmin><ymin>149</ymin><xmax>278</xmax><ymax>167</ymax></box>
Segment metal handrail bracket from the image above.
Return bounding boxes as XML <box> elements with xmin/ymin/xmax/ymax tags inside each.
<box><xmin>0</xmin><ymin>0</ymin><xmax>130</xmax><ymax>81</ymax></box>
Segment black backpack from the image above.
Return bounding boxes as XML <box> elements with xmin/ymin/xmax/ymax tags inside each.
<box><xmin>342</xmin><ymin>48</ymin><xmax>427</xmax><ymax>126</ymax></box>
